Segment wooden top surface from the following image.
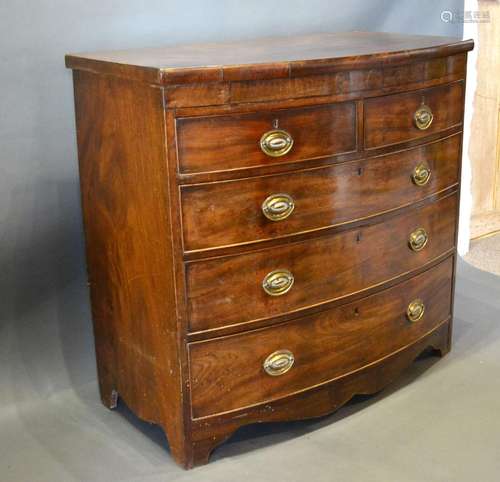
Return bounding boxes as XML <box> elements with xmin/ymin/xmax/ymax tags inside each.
<box><xmin>66</xmin><ymin>31</ymin><xmax>473</xmax><ymax>85</ymax></box>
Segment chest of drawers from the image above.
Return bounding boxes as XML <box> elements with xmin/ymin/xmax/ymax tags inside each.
<box><xmin>66</xmin><ymin>32</ymin><xmax>473</xmax><ymax>469</ymax></box>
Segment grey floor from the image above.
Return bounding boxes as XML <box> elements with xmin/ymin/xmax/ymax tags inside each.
<box><xmin>2</xmin><ymin>258</ymin><xmax>500</xmax><ymax>482</ymax></box>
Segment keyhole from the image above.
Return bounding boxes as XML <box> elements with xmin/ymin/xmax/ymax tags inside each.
<box><xmin>356</xmin><ymin>232</ymin><xmax>362</xmax><ymax>243</ymax></box>
<box><xmin>273</xmin><ymin>118</ymin><xmax>279</xmax><ymax>129</ymax></box>
<box><xmin>354</xmin><ymin>307</ymin><xmax>360</xmax><ymax>316</ymax></box>
<box><xmin>358</xmin><ymin>167</ymin><xmax>364</xmax><ymax>176</ymax></box>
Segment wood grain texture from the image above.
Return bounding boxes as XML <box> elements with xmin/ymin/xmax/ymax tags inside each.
<box><xmin>65</xmin><ymin>31</ymin><xmax>473</xmax><ymax>85</ymax></box>
<box><xmin>227</xmin><ymin>54</ymin><xmax>467</xmax><ymax>106</ymax></box>
<box><xmin>176</xmin><ymin>102</ymin><xmax>356</xmax><ymax>173</ymax></box>
<box><xmin>189</xmin><ymin>318</ymin><xmax>450</xmax><ymax>466</ymax></box>
<box><xmin>176</xmin><ymin>128</ymin><xmax>464</xmax><ymax>186</ymax></box>
<box><xmin>181</xmin><ymin>134</ymin><xmax>461</xmax><ymax>251</ymax></box>
<box><xmin>189</xmin><ymin>257</ymin><xmax>453</xmax><ymax>418</ymax></box>
<box><xmin>72</xmin><ymin>71</ymin><xmax>189</xmax><ymax>465</ymax></box>
<box><xmin>165</xmin><ymin>54</ymin><xmax>467</xmax><ymax>107</ymax></box>
<box><xmin>67</xmin><ymin>34</ymin><xmax>472</xmax><ymax>469</ymax></box>
<box><xmin>364</xmin><ymin>82</ymin><xmax>464</xmax><ymax>149</ymax></box>
<box><xmin>186</xmin><ymin>193</ymin><xmax>457</xmax><ymax>332</ymax></box>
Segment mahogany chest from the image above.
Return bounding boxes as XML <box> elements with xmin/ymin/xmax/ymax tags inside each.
<box><xmin>66</xmin><ymin>32</ymin><xmax>474</xmax><ymax>468</ymax></box>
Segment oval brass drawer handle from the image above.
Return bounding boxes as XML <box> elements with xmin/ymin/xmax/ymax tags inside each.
<box><xmin>260</xmin><ymin>129</ymin><xmax>294</xmax><ymax>157</ymax></box>
<box><xmin>409</xmin><ymin>227</ymin><xmax>428</xmax><ymax>252</ymax></box>
<box><xmin>412</xmin><ymin>163</ymin><xmax>432</xmax><ymax>186</ymax></box>
<box><xmin>407</xmin><ymin>299</ymin><xmax>425</xmax><ymax>322</ymax></box>
<box><xmin>263</xmin><ymin>349</ymin><xmax>295</xmax><ymax>376</ymax></box>
<box><xmin>262</xmin><ymin>193</ymin><xmax>295</xmax><ymax>221</ymax></box>
<box><xmin>262</xmin><ymin>269</ymin><xmax>294</xmax><ymax>296</ymax></box>
<box><xmin>414</xmin><ymin>105</ymin><xmax>433</xmax><ymax>130</ymax></box>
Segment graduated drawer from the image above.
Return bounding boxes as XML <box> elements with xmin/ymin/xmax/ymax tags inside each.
<box><xmin>176</xmin><ymin>102</ymin><xmax>356</xmax><ymax>174</ymax></box>
<box><xmin>186</xmin><ymin>192</ymin><xmax>457</xmax><ymax>333</ymax></box>
<box><xmin>364</xmin><ymin>82</ymin><xmax>463</xmax><ymax>149</ymax></box>
<box><xmin>181</xmin><ymin>135</ymin><xmax>460</xmax><ymax>252</ymax></box>
<box><xmin>189</xmin><ymin>257</ymin><xmax>453</xmax><ymax>418</ymax></box>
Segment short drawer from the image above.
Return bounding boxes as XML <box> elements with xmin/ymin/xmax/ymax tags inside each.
<box><xmin>189</xmin><ymin>257</ymin><xmax>453</xmax><ymax>418</ymax></box>
<box><xmin>176</xmin><ymin>102</ymin><xmax>357</xmax><ymax>173</ymax></box>
<box><xmin>181</xmin><ymin>135</ymin><xmax>460</xmax><ymax>252</ymax></box>
<box><xmin>186</xmin><ymin>193</ymin><xmax>457</xmax><ymax>333</ymax></box>
<box><xmin>364</xmin><ymin>82</ymin><xmax>463</xmax><ymax>149</ymax></box>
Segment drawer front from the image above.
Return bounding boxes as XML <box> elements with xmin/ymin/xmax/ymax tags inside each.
<box><xmin>189</xmin><ymin>257</ymin><xmax>453</xmax><ymax>418</ymax></box>
<box><xmin>181</xmin><ymin>135</ymin><xmax>460</xmax><ymax>252</ymax></box>
<box><xmin>364</xmin><ymin>82</ymin><xmax>463</xmax><ymax>149</ymax></box>
<box><xmin>176</xmin><ymin>103</ymin><xmax>357</xmax><ymax>173</ymax></box>
<box><xmin>186</xmin><ymin>193</ymin><xmax>457</xmax><ymax>332</ymax></box>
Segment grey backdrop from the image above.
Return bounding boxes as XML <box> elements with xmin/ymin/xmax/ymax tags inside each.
<box><xmin>1</xmin><ymin>0</ymin><xmax>464</xmax><ymax>477</ymax></box>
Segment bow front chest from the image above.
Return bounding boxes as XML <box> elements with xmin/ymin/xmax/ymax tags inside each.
<box><xmin>66</xmin><ymin>32</ymin><xmax>473</xmax><ymax>468</ymax></box>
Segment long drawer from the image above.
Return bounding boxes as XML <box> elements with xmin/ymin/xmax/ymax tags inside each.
<box><xmin>176</xmin><ymin>102</ymin><xmax>357</xmax><ymax>173</ymax></box>
<box><xmin>364</xmin><ymin>82</ymin><xmax>463</xmax><ymax>149</ymax></box>
<box><xmin>186</xmin><ymin>192</ymin><xmax>457</xmax><ymax>333</ymax></box>
<box><xmin>189</xmin><ymin>257</ymin><xmax>453</xmax><ymax>418</ymax></box>
<box><xmin>181</xmin><ymin>135</ymin><xmax>460</xmax><ymax>252</ymax></box>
